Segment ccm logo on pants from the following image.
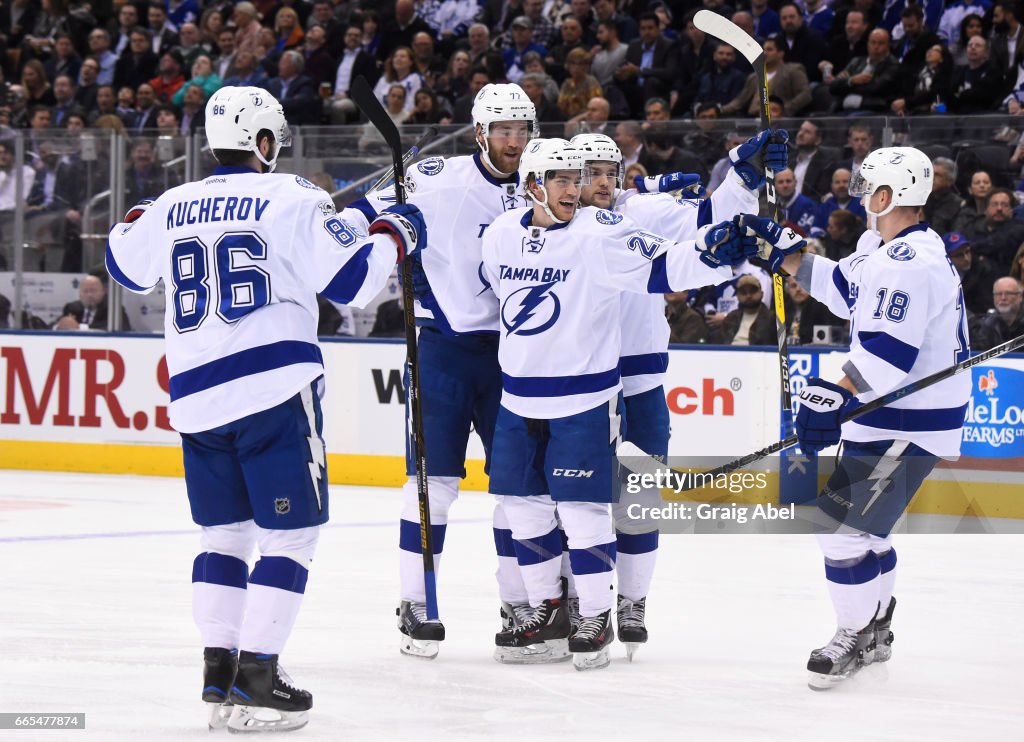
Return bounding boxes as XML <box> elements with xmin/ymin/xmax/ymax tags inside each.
<box><xmin>552</xmin><ymin>469</ymin><xmax>594</xmax><ymax>478</ymax></box>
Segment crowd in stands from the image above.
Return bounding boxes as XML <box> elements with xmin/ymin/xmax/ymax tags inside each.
<box><xmin>0</xmin><ymin>0</ymin><xmax>1022</xmax><ymax>345</ymax></box>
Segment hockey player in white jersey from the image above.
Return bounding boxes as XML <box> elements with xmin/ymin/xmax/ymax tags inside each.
<box><xmin>106</xmin><ymin>87</ymin><xmax>426</xmax><ymax>731</ymax></box>
<box><xmin>481</xmin><ymin>138</ymin><xmax>803</xmax><ymax>670</ymax></box>
<box><xmin>778</xmin><ymin>147</ymin><xmax>971</xmax><ymax>689</ymax></box>
<box><xmin>340</xmin><ymin>83</ymin><xmax>535</xmax><ymax>659</ymax></box>
<box><xmin>566</xmin><ymin>129</ymin><xmax>789</xmax><ymax>660</ymax></box>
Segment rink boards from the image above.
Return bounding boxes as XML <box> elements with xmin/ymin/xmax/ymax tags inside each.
<box><xmin>1</xmin><ymin>331</ymin><xmax>1022</xmax><ymax>519</ymax></box>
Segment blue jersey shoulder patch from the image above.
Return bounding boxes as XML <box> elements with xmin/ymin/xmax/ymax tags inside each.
<box><xmin>417</xmin><ymin>157</ymin><xmax>445</xmax><ymax>176</ymax></box>
<box><xmin>295</xmin><ymin>175</ymin><xmax>322</xmax><ymax>191</ymax></box>
<box><xmin>886</xmin><ymin>242</ymin><xmax>916</xmax><ymax>261</ymax></box>
<box><xmin>596</xmin><ymin>209</ymin><xmax>623</xmax><ymax>225</ymax></box>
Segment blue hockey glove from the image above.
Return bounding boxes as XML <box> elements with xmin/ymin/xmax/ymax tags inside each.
<box><xmin>634</xmin><ymin>172</ymin><xmax>707</xmax><ymax>198</ymax></box>
<box><xmin>730</xmin><ymin>129</ymin><xmax>790</xmax><ymax>190</ymax></box>
<box><xmin>695</xmin><ymin>216</ymin><xmax>759</xmax><ymax>270</ymax></box>
<box><xmin>123</xmin><ymin>198</ymin><xmax>156</xmax><ymax>224</ymax></box>
<box><xmin>369</xmin><ymin>203</ymin><xmax>427</xmax><ymax>263</ymax></box>
<box><xmin>737</xmin><ymin>214</ymin><xmax>806</xmax><ymax>273</ymax></box>
<box><xmin>795</xmin><ymin>377</ymin><xmax>862</xmax><ymax>454</ymax></box>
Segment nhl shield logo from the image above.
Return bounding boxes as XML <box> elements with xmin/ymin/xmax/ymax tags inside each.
<box><xmin>274</xmin><ymin>498</ymin><xmax>291</xmax><ymax>515</ymax></box>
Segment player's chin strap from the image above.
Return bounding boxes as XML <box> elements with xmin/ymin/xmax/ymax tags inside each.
<box><xmin>531</xmin><ymin>180</ymin><xmax>569</xmax><ymax>224</ymax></box>
<box><xmin>478</xmin><ymin>127</ymin><xmax>513</xmax><ymax>178</ymax></box>
<box><xmin>255</xmin><ymin>144</ymin><xmax>280</xmax><ymax>173</ymax></box>
<box><xmin>863</xmin><ymin>193</ymin><xmax>898</xmax><ymax>234</ymax></box>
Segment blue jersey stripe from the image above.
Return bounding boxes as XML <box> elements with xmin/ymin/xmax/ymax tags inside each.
<box><xmin>321</xmin><ymin>244</ymin><xmax>373</xmax><ymax>303</ymax></box>
<box><xmin>502</xmin><ymin>367</ymin><xmax>619</xmax><ymax>398</ymax></box>
<box><xmin>854</xmin><ymin>404</ymin><xmax>967</xmax><ymax>432</ymax></box>
<box><xmin>620</xmin><ymin>352</ymin><xmax>669</xmax><ymax>377</ymax></box>
<box><xmin>647</xmin><ymin>253</ymin><xmax>671</xmax><ymax>293</ymax></box>
<box><xmin>168</xmin><ymin>340</ymin><xmax>323</xmax><ymax>401</ymax></box>
<box><xmin>348</xmin><ymin>196</ymin><xmax>378</xmax><ymax>224</ymax></box>
<box><xmin>105</xmin><ymin>241</ymin><xmax>154</xmax><ymax>293</ymax></box>
<box><xmin>858</xmin><ymin>330</ymin><xmax>919</xmax><ymax>373</ymax></box>
<box><xmin>831</xmin><ymin>265</ymin><xmax>851</xmax><ymax>305</ymax></box>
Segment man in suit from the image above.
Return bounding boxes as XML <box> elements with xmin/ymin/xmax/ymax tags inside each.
<box><xmin>827</xmin><ymin>28</ymin><xmax>900</xmax><ymax>113</ymax></box>
<box><xmin>266</xmin><ymin>50</ymin><xmax>321</xmax><ymax>125</ymax></box>
<box><xmin>991</xmin><ymin>0</ymin><xmax>1024</xmax><ymax>95</ymax></box>
<box><xmin>822</xmin><ymin>8</ymin><xmax>868</xmax><ymax>75</ymax></box>
<box><xmin>722</xmin><ymin>36</ymin><xmax>812</xmax><ymax>116</ymax></box>
<box><xmin>894</xmin><ymin>4</ymin><xmax>942</xmax><ymax>95</ymax></box>
<box><xmin>615</xmin><ymin>11</ymin><xmax>678</xmax><ymax>118</ymax></box>
<box><xmin>54</xmin><ymin>274</ymin><xmax>131</xmax><ymax>331</ymax></box>
<box><xmin>379</xmin><ymin>0</ymin><xmax>433</xmax><ymax>61</ymax></box>
<box><xmin>789</xmin><ymin>119</ymin><xmax>838</xmax><ymax>202</ymax></box>
<box><xmin>132</xmin><ymin>83</ymin><xmax>160</xmax><ymax>131</ymax></box>
<box><xmin>147</xmin><ymin>1</ymin><xmax>180</xmax><ymax>58</ymax></box>
<box><xmin>327</xmin><ymin>23</ymin><xmax>379</xmax><ymax>124</ymax></box>
<box><xmin>778</xmin><ymin>2</ymin><xmax>827</xmax><ymax>82</ymax></box>
<box><xmin>114</xmin><ymin>28</ymin><xmax>159</xmax><ymax>91</ymax></box>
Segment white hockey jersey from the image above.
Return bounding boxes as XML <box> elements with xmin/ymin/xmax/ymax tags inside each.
<box><xmin>614</xmin><ymin>170</ymin><xmax>759</xmax><ymax>396</ymax></box>
<box><xmin>106</xmin><ymin>167</ymin><xmax>399</xmax><ymax>433</ymax></box>
<box><xmin>343</xmin><ymin>153</ymin><xmax>528</xmax><ymax>335</ymax></box>
<box><xmin>798</xmin><ymin>224</ymin><xmax>971</xmax><ymax>456</ymax></box>
<box><xmin>481</xmin><ymin>206</ymin><xmax>733</xmax><ymax>419</ymax></box>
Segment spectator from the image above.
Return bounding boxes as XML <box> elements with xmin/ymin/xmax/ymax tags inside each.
<box><xmin>150</xmin><ymin>51</ymin><xmax>186</xmax><ymax>103</ymax></box>
<box><xmin>730</xmin><ymin>11</ymin><xmax>757</xmax><ymax>42</ymax></box>
<box><xmin>547</xmin><ymin>17</ymin><xmax>586</xmax><ymax>82</ymax></box>
<box><xmin>406</xmin><ymin>88</ymin><xmax>449</xmax><ymax>125</ymax></box>
<box><xmin>823</xmin><ymin>9</ymin><xmax>869</xmax><ymax>76</ymax></box>
<box><xmin>972</xmin><ymin>277</ymin><xmax>1024</xmax><ymax>350</ymax></box>
<box><xmin>369</xmin><ymin>297</ymin><xmax>405</xmax><ymax>337</ymax></box>
<box><xmin>199</xmin><ymin>7</ymin><xmax>226</xmax><ymax>48</ymax></box>
<box><xmin>360</xmin><ymin>83</ymin><xmax>409</xmax><ymax>151</ymax></box>
<box><xmin>523</xmin><ymin>52</ymin><xmax>560</xmax><ymax>103</ymax></box>
<box><xmin>53</xmin><ymin>274</ymin><xmax>130</xmax><ymax>331</ymax></box>
<box><xmin>410</xmin><ymin>31</ymin><xmax>446</xmax><ymax>90</ymax></box>
<box><xmin>821</xmin><ymin>208</ymin><xmax>865</xmax><ymax>261</ymax></box>
<box><xmin>360</xmin><ymin>9</ymin><xmax>383</xmax><ymax>60</ymax></box>
<box><xmin>991</xmin><ymin>0</ymin><xmax>1024</xmax><ymax>93</ymax></box>
<box><xmin>614</xmin><ymin>120</ymin><xmax>646</xmax><ymax>171</ymax></box>
<box><xmin>949</xmin><ymin>12</ymin><xmax>987</xmax><ymax>66</ymax></box>
<box><xmin>891</xmin><ymin>43</ymin><xmax>953</xmax><ymax>115</ymax></box>
<box><xmin>21</xmin><ymin>59</ymin><xmax>55</xmax><ymax>107</ymax></box>
<box><xmin>616</xmin><ymin>11</ymin><xmax>677</xmax><ymax>118</ymax></box>
<box><xmin>837</xmin><ymin>122</ymin><xmax>873</xmax><ymax>174</ymax></box>
<box><xmin>214</xmin><ymin>27</ymin><xmax>238</xmax><ymax>80</ymax></box>
<box><xmin>172</xmin><ymin>56</ymin><xmax>220</xmax><ymax>105</ymax></box>
<box><xmin>42</xmin><ymin>33</ymin><xmax>81</xmax><ymax>84</ymax></box>
<box><xmin>722</xmin><ymin>36</ymin><xmax>811</xmax><ymax>116</ymax></box>
<box><xmin>114</xmin><ymin>28</ymin><xmax>159</xmax><ymax>91</ymax></box>
<box><xmin>327</xmin><ymin>24</ymin><xmax>379</xmax><ymax>124</ymax></box>
<box><xmin>520</xmin><ymin>72</ymin><xmax>565</xmax><ymax>130</ymax></box>
<box><xmin>950</xmin><ymin>36</ymin><xmax>1003</xmax><ymax>113</ymax></box>
<box><xmin>778</xmin><ymin>2</ymin><xmax>827</xmax><ymax>82</ymax></box>
<box><xmin>894</xmin><ymin>5</ymin><xmax>943</xmax><ymax>91</ymax></box>
<box><xmin>75</xmin><ymin>56</ymin><xmax>99</xmax><ymax>111</ymax></box>
<box><xmin>785</xmin><ymin>276</ymin><xmax>844</xmax><ymax>345</ymax></box>
<box><xmin>803</xmin><ymin>0</ymin><xmax>835</xmax><ymax>36</ymax></box>
<box><xmin>564</xmin><ymin>95</ymin><xmax>610</xmax><ymax>137</ymax></box>
<box><xmin>111</xmin><ymin>4</ymin><xmax>139</xmax><ymax>56</ymax></box>
<box><xmin>523</xmin><ymin>0</ymin><xmax>558</xmax><ymax>50</ymax></box>
<box><xmin>594</xmin><ymin>0</ymin><xmax>637</xmax><ymax>43</ymax></box>
<box><xmin>115</xmin><ymin>86</ymin><xmax>137</xmax><ymax>126</ymax></box>
<box><xmin>266</xmin><ymin>50</ymin><xmax>321</xmax><ymax>125</ymax></box>
<box><xmin>1012</xmin><ymin>242</ymin><xmax>1024</xmax><ymax>282</ymax></box>
<box><xmin>642</xmin><ymin>132</ymin><xmax>702</xmax><ymax>182</ymax></box>
<box><xmin>819</xmin><ymin>168</ymin><xmax>867</xmax><ymax>223</ymax></box>
<box><xmin>372</xmin><ymin>47</ymin><xmax>422</xmax><ymax>113</ymax></box>
<box><xmin>435</xmin><ymin>50</ymin><xmax>471</xmax><ymax>109</ymax></box>
<box><xmin>591</xmin><ymin>19</ymin><xmax>626</xmax><ymax>88</ymax></box>
<box><xmin>273</xmin><ymin>6</ymin><xmax>304</xmax><ymax>53</ymax></box>
<box><xmin>224</xmin><ymin>50</ymin><xmax>269</xmax><ymax>89</ymax></box>
<box><xmin>789</xmin><ymin>119</ymin><xmax>838</xmax><ymax>202</ymax></box>
<box><xmin>433</xmin><ymin>0</ymin><xmax>478</xmax><ymax>47</ymax></box>
<box><xmin>380</xmin><ymin>0</ymin><xmax>433</xmax><ymax>61</ymax></box>
<box><xmin>174</xmin><ymin>22</ymin><xmax>208</xmax><ymax>72</ymax></box>
<box><xmin>233</xmin><ymin>2</ymin><xmax>263</xmax><ymax>56</ymax></box>
<box><xmin>945</xmin><ymin>231</ymin><xmax>998</xmax><ymax>315</ymax></box>
<box><xmin>25</xmin><ymin>138</ymin><xmax>82</xmax><ymax>271</ymax></box>
<box><xmin>707</xmin><ymin>131</ymin><xmax>748</xmax><ymax>192</ymax></box>
<box><xmin>148</xmin><ymin>1</ymin><xmax>180</xmax><ymax>57</ymax></box>
<box><xmin>451</xmin><ymin>66</ymin><xmax>489</xmax><ymax>122</ymax></box>
<box><xmin>464</xmin><ymin>23</ymin><xmax>491</xmax><ymax>68</ymax></box>
<box><xmin>177</xmin><ymin>82</ymin><xmax>206</xmax><ymax>134</ymax></box>
<box><xmin>0</xmin><ymin>139</ymin><xmax>35</xmax><ymax>266</ymax></box>
<box><xmin>710</xmin><ymin>274</ymin><xmax>776</xmax><ymax>345</ymax></box>
<box><xmin>131</xmin><ymin>83</ymin><xmax>159</xmax><ymax>132</ymax></box>
<box><xmin>962</xmin><ymin>189</ymin><xmax>1024</xmax><ymax>275</ymax></box>
<box><xmin>827</xmin><ymin>28</ymin><xmax>899</xmax><ymax>113</ymax></box>
<box><xmin>750</xmin><ymin>0</ymin><xmax>781</xmax><ymax>38</ymax></box>
<box><xmin>954</xmin><ymin>169</ymin><xmax>993</xmax><ymax>230</ymax></box>
<box><xmin>665</xmin><ymin>291</ymin><xmax>708</xmax><ymax>344</ymax></box>
<box><xmin>154</xmin><ymin>102</ymin><xmax>181</xmax><ymax>136</ymax></box>
<box><xmin>300</xmin><ymin>24</ymin><xmax>335</xmax><ymax>90</ymax></box>
<box><xmin>939</xmin><ymin>0</ymin><xmax>989</xmax><ymax>45</ymax></box>
<box><xmin>557</xmin><ymin>47</ymin><xmax>601</xmax><ymax>119</ymax></box>
<box><xmin>696</xmin><ymin>44</ymin><xmax>746</xmax><ymax>110</ymax></box>
<box><xmin>503</xmin><ymin>16</ymin><xmax>547</xmax><ymax>83</ymax></box>
<box><xmin>674</xmin><ymin>11</ymin><xmax>715</xmax><ymax>116</ymax></box>
<box><xmin>51</xmin><ymin>74</ymin><xmax>76</xmax><ymax>126</ymax></box>
<box><xmin>776</xmin><ymin>167</ymin><xmax>821</xmax><ymax>235</ymax></box>
<box><xmin>925</xmin><ymin>158</ymin><xmax>965</xmax><ymax>235</ymax></box>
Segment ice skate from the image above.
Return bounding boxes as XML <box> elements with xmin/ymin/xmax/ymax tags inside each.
<box><xmin>494</xmin><ymin>601</ymin><xmax>570</xmax><ymax>664</ymax></box>
<box><xmin>202</xmin><ymin>647</ymin><xmax>237</xmax><ymax>730</ymax></box>
<box><xmin>227</xmin><ymin>651</ymin><xmax>312</xmax><ymax>733</ymax></box>
<box><xmin>807</xmin><ymin>622</ymin><xmax>876</xmax><ymax>690</ymax></box>
<box><xmin>616</xmin><ymin>595</ymin><xmax>648</xmax><ymax>662</ymax></box>
<box><xmin>874</xmin><ymin>597</ymin><xmax>896</xmax><ymax>663</ymax></box>
<box><xmin>570</xmin><ymin>610</ymin><xmax>614</xmax><ymax>671</ymax></box>
<box><xmin>397</xmin><ymin>600</ymin><xmax>445</xmax><ymax>660</ymax></box>
<box><xmin>567</xmin><ymin>596</ymin><xmax>581</xmax><ymax>635</ymax></box>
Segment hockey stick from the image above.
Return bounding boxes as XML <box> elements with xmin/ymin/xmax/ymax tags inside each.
<box><xmin>693</xmin><ymin>9</ymin><xmax>794</xmax><ymax>437</ymax></box>
<box><xmin>351</xmin><ymin>76</ymin><xmax>439</xmax><ymax>621</ymax></box>
<box><xmin>618</xmin><ymin>333</ymin><xmax>1024</xmax><ymax>488</ymax></box>
<box><xmin>368</xmin><ymin>125</ymin><xmax>440</xmax><ymax>193</ymax></box>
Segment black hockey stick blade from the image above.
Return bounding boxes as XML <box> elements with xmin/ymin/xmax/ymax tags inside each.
<box><xmin>369</xmin><ymin>125</ymin><xmax>440</xmax><ymax>193</ymax></box>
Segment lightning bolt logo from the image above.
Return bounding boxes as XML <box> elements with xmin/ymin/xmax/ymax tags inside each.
<box><xmin>501</xmin><ymin>281</ymin><xmax>561</xmax><ymax>336</ymax></box>
<box><xmin>860</xmin><ymin>451</ymin><xmax>906</xmax><ymax>517</ymax></box>
<box><xmin>301</xmin><ymin>386</ymin><xmax>326</xmax><ymax>512</ymax></box>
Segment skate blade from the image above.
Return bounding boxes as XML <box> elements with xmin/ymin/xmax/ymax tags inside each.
<box><xmin>573</xmin><ymin>645</ymin><xmax>611</xmax><ymax>672</ymax></box>
<box><xmin>873</xmin><ymin>646</ymin><xmax>892</xmax><ymax>663</ymax></box>
<box><xmin>207</xmin><ymin>701</ymin><xmax>233</xmax><ymax>730</ymax></box>
<box><xmin>807</xmin><ymin>657</ymin><xmax>876</xmax><ymax>691</ymax></box>
<box><xmin>494</xmin><ymin>639</ymin><xmax>571</xmax><ymax>665</ymax></box>
<box><xmin>624</xmin><ymin>642</ymin><xmax>642</xmax><ymax>662</ymax></box>
<box><xmin>227</xmin><ymin>705</ymin><xmax>309</xmax><ymax>733</ymax></box>
<box><xmin>400</xmin><ymin>636</ymin><xmax>439</xmax><ymax>660</ymax></box>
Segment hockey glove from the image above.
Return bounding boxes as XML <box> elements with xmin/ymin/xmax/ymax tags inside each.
<box><xmin>695</xmin><ymin>217</ymin><xmax>758</xmax><ymax>270</ymax></box>
<box><xmin>123</xmin><ymin>198</ymin><xmax>156</xmax><ymax>224</ymax></box>
<box><xmin>369</xmin><ymin>203</ymin><xmax>427</xmax><ymax>263</ymax></box>
<box><xmin>795</xmin><ymin>377</ymin><xmax>862</xmax><ymax>454</ymax></box>
<box><xmin>730</xmin><ymin>129</ymin><xmax>790</xmax><ymax>190</ymax></box>
<box><xmin>634</xmin><ymin>172</ymin><xmax>707</xmax><ymax>198</ymax></box>
<box><xmin>737</xmin><ymin>214</ymin><xmax>806</xmax><ymax>273</ymax></box>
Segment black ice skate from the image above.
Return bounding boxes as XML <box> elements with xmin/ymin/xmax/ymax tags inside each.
<box><xmin>227</xmin><ymin>651</ymin><xmax>312</xmax><ymax>732</ymax></box>
<box><xmin>874</xmin><ymin>597</ymin><xmax>896</xmax><ymax>663</ymax></box>
<box><xmin>567</xmin><ymin>596</ymin><xmax>581</xmax><ymax>634</ymax></box>
<box><xmin>397</xmin><ymin>600</ymin><xmax>445</xmax><ymax>660</ymax></box>
<box><xmin>202</xmin><ymin>647</ymin><xmax>237</xmax><ymax>730</ymax></box>
<box><xmin>806</xmin><ymin>622</ymin><xmax>876</xmax><ymax>690</ymax></box>
<box><xmin>569</xmin><ymin>610</ymin><xmax>615</xmax><ymax>671</ymax></box>
<box><xmin>494</xmin><ymin>600</ymin><xmax>570</xmax><ymax>664</ymax></box>
<box><xmin>617</xmin><ymin>595</ymin><xmax>648</xmax><ymax>662</ymax></box>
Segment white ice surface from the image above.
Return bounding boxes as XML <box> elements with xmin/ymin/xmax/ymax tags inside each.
<box><xmin>0</xmin><ymin>470</ymin><xmax>1022</xmax><ymax>741</ymax></box>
